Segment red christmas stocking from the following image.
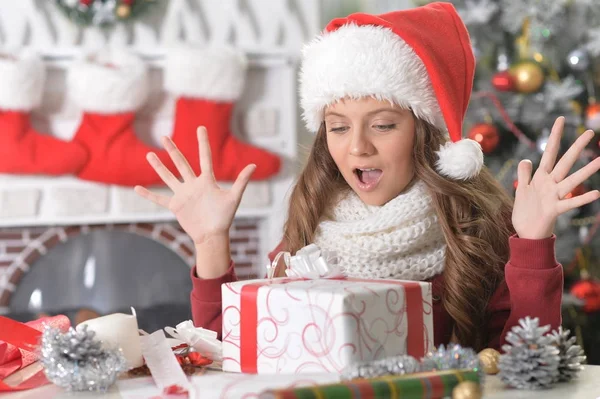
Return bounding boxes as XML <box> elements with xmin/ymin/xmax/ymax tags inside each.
<box><xmin>164</xmin><ymin>46</ymin><xmax>281</xmax><ymax>181</ymax></box>
<box><xmin>67</xmin><ymin>50</ymin><xmax>173</xmax><ymax>187</ymax></box>
<box><xmin>0</xmin><ymin>51</ymin><xmax>87</xmax><ymax>175</ymax></box>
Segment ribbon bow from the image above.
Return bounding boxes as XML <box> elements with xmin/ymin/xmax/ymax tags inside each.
<box><xmin>266</xmin><ymin>244</ymin><xmax>343</xmax><ymax>280</ymax></box>
<box><xmin>164</xmin><ymin>321</ymin><xmax>222</xmax><ymax>362</ymax></box>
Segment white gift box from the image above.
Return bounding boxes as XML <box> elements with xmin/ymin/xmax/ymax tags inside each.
<box><xmin>222</xmin><ymin>277</ymin><xmax>433</xmax><ymax>374</ymax></box>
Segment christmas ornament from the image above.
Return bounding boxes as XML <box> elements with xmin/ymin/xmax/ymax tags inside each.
<box><xmin>40</xmin><ymin>325</ymin><xmax>127</xmax><ymax>392</ymax></box>
<box><xmin>570</xmin><ymin>279</ymin><xmax>600</xmax><ymax>312</ymax></box>
<box><xmin>491</xmin><ymin>71</ymin><xmax>516</xmax><ymax>91</ymax></box>
<box><xmin>452</xmin><ymin>380</ymin><xmax>482</xmax><ymax>399</ymax></box>
<box><xmin>116</xmin><ymin>4</ymin><xmax>131</xmax><ymax>18</ymax></box>
<box><xmin>0</xmin><ymin>50</ymin><xmax>88</xmax><ymax>176</ymax></box>
<box><xmin>549</xmin><ymin>327</ymin><xmax>586</xmax><ymax>382</ymax></box>
<box><xmin>567</xmin><ymin>48</ymin><xmax>591</xmax><ymax>71</ymax></box>
<box><xmin>565</xmin><ymin>184</ymin><xmax>587</xmax><ymax>199</ymax></box>
<box><xmin>165</xmin><ymin>46</ymin><xmax>281</xmax><ymax>181</ymax></box>
<box><xmin>67</xmin><ymin>49</ymin><xmax>175</xmax><ymax>187</ymax></box>
<box><xmin>498</xmin><ymin>317</ymin><xmax>560</xmax><ymax>389</ymax></box>
<box><xmin>509</xmin><ymin>61</ymin><xmax>545</xmax><ymax>93</ymax></box>
<box><xmin>54</xmin><ymin>0</ymin><xmax>156</xmax><ymax>27</ymax></box>
<box><xmin>420</xmin><ymin>344</ymin><xmax>483</xmax><ymax>382</ymax></box>
<box><xmin>467</xmin><ymin>123</ymin><xmax>500</xmax><ymax>153</ymax></box>
<box><xmin>341</xmin><ymin>355</ymin><xmax>421</xmax><ymax>380</ymax></box>
<box><xmin>585</xmin><ymin>103</ymin><xmax>600</xmax><ymax>130</ymax></box>
<box><xmin>478</xmin><ymin>348</ymin><xmax>500</xmax><ymax>375</ymax></box>
<box><xmin>536</xmin><ymin>128</ymin><xmax>551</xmax><ymax>153</ymax></box>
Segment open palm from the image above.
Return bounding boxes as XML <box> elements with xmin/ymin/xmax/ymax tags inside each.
<box><xmin>512</xmin><ymin>117</ymin><xmax>600</xmax><ymax>240</ymax></box>
<box><xmin>134</xmin><ymin>127</ymin><xmax>256</xmax><ymax>245</ymax></box>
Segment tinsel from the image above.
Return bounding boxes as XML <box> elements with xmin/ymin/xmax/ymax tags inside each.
<box><xmin>548</xmin><ymin>327</ymin><xmax>586</xmax><ymax>382</ymax></box>
<box><xmin>340</xmin><ymin>355</ymin><xmax>421</xmax><ymax>380</ymax></box>
<box><xmin>420</xmin><ymin>344</ymin><xmax>484</xmax><ymax>382</ymax></box>
<box><xmin>456</xmin><ymin>0</ymin><xmax>499</xmax><ymax>26</ymax></box>
<box><xmin>498</xmin><ymin>317</ymin><xmax>560</xmax><ymax>389</ymax></box>
<box><xmin>40</xmin><ymin>325</ymin><xmax>127</xmax><ymax>392</ymax></box>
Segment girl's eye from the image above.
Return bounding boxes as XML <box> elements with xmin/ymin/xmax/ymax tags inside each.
<box><xmin>329</xmin><ymin>126</ymin><xmax>349</xmax><ymax>133</ymax></box>
<box><xmin>373</xmin><ymin>124</ymin><xmax>396</xmax><ymax>131</ymax></box>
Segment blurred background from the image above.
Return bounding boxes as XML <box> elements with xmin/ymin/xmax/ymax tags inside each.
<box><xmin>0</xmin><ymin>0</ymin><xmax>597</xmax><ymax>364</ymax></box>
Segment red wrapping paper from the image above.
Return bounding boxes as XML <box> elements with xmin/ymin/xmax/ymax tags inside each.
<box><xmin>0</xmin><ymin>315</ymin><xmax>70</xmax><ymax>391</ymax></box>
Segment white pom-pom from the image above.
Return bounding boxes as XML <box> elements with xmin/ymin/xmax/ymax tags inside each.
<box><xmin>435</xmin><ymin>139</ymin><xmax>484</xmax><ymax>180</ymax></box>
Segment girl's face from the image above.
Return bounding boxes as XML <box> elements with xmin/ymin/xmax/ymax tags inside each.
<box><xmin>325</xmin><ymin>97</ymin><xmax>416</xmax><ymax>206</ymax></box>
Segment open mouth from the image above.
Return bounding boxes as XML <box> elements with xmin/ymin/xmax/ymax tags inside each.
<box><xmin>353</xmin><ymin>168</ymin><xmax>383</xmax><ymax>191</ymax></box>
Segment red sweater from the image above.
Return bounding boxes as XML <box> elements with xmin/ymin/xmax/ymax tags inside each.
<box><xmin>190</xmin><ymin>235</ymin><xmax>563</xmax><ymax>350</ymax></box>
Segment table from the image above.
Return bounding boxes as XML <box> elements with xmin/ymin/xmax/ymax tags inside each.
<box><xmin>3</xmin><ymin>366</ymin><xmax>600</xmax><ymax>398</ymax></box>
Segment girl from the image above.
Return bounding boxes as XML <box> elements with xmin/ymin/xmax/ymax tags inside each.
<box><xmin>135</xmin><ymin>2</ymin><xmax>600</xmax><ymax>351</ymax></box>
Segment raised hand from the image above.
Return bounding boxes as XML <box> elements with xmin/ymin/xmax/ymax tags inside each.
<box><xmin>134</xmin><ymin>126</ymin><xmax>256</xmax><ymax>247</ymax></box>
<box><xmin>512</xmin><ymin>116</ymin><xmax>600</xmax><ymax>240</ymax></box>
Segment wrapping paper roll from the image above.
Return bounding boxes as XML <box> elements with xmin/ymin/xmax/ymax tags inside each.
<box><xmin>258</xmin><ymin>369</ymin><xmax>480</xmax><ymax>399</ymax></box>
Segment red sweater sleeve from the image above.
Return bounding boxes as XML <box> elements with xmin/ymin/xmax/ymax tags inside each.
<box><xmin>190</xmin><ymin>262</ymin><xmax>238</xmax><ymax>338</ymax></box>
<box><xmin>486</xmin><ymin>234</ymin><xmax>563</xmax><ymax>350</ymax></box>
<box><xmin>190</xmin><ymin>242</ymin><xmax>286</xmax><ymax>338</ymax></box>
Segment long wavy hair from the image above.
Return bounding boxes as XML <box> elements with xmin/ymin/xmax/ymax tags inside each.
<box><xmin>282</xmin><ymin>116</ymin><xmax>515</xmax><ymax>350</ymax></box>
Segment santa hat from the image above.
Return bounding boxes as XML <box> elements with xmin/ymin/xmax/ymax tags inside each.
<box><xmin>299</xmin><ymin>2</ymin><xmax>483</xmax><ymax>180</ymax></box>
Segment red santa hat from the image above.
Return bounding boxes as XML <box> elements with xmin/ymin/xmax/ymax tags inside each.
<box><xmin>299</xmin><ymin>2</ymin><xmax>483</xmax><ymax>180</ymax></box>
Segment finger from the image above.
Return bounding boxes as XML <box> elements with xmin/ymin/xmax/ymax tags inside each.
<box><xmin>517</xmin><ymin>159</ymin><xmax>533</xmax><ymax>188</ymax></box>
<box><xmin>557</xmin><ymin>157</ymin><xmax>600</xmax><ymax>198</ymax></box>
<box><xmin>231</xmin><ymin>164</ymin><xmax>257</xmax><ymax>201</ymax></box>
<box><xmin>551</xmin><ymin>129</ymin><xmax>595</xmax><ymax>182</ymax></box>
<box><xmin>557</xmin><ymin>190</ymin><xmax>600</xmax><ymax>214</ymax></box>
<box><xmin>539</xmin><ymin>117</ymin><xmax>565</xmax><ymax>173</ymax></box>
<box><xmin>197</xmin><ymin>126</ymin><xmax>215</xmax><ymax>179</ymax></box>
<box><xmin>162</xmin><ymin>136</ymin><xmax>196</xmax><ymax>182</ymax></box>
<box><xmin>146</xmin><ymin>152</ymin><xmax>181</xmax><ymax>191</ymax></box>
<box><xmin>134</xmin><ymin>185</ymin><xmax>171</xmax><ymax>208</ymax></box>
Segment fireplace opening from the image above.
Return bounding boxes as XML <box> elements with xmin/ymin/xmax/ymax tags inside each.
<box><xmin>7</xmin><ymin>229</ymin><xmax>192</xmax><ymax>333</ymax></box>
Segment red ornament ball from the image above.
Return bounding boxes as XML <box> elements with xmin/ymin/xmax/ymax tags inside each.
<box><xmin>585</xmin><ymin>103</ymin><xmax>600</xmax><ymax>131</ymax></box>
<box><xmin>468</xmin><ymin>123</ymin><xmax>500</xmax><ymax>154</ymax></box>
<box><xmin>570</xmin><ymin>279</ymin><xmax>600</xmax><ymax>313</ymax></box>
<box><xmin>564</xmin><ymin>184</ymin><xmax>587</xmax><ymax>199</ymax></box>
<box><xmin>122</xmin><ymin>0</ymin><xmax>135</xmax><ymax>4</ymax></box>
<box><xmin>492</xmin><ymin>71</ymin><xmax>516</xmax><ymax>92</ymax></box>
<box><xmin>80</xmin><ymin>0</ymin><xmax>93</xmax><ymax>6</ymax></box>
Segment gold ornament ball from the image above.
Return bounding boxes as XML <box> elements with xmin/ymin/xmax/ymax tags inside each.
<box><xmin>478</xmin><ymin>348</ymin><xmax>501</xmax><ymax>375</ymax></box>
<box><xmin>452</xmin><ymin>381</ymin><xmax>482</xmax><ymax>399</ymax></box>
<box><xmin>509</xmin><ymin>61</ymin><xmax>545</xmax><ymax>93</ymax></box>
<box><xmin>116</xmin><ymin>4</ymin><xmax>131</xmax><ymax>19</ymax></box>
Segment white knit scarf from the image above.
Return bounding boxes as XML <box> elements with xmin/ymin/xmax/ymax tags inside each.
<box><xmin>313</xmin><ymin>180</ymin><xmax>446</xmax><ymax>281</ymax></box>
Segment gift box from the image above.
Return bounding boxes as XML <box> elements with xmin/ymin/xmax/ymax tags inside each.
<box><xmin>222</xmin><ymin>277</ymin><xmax>433</xmax><ymax>374</ymax></box>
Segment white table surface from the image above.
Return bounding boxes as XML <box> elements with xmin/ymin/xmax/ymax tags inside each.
<box><xmin>3</xmin><ymin>365</ymin><xmax>600</xmax><ymax>398</ymax></box>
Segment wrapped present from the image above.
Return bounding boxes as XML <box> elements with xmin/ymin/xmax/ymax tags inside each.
<box><xmin>222</xmin><ymin>245</ymin><xmax>433</xmax><ymax>374</ymax></box>
<box><xmin>258</xmin><ymin>369</ymin><xmax>480</xmax><ymax>399</ymax></box>
<box><xmin>0</xmin><ymin>315</ymin><xmax>70</xmax><ymax>392</ymax></box>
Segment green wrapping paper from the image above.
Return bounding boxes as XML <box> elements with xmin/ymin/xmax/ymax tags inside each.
<box><xmin>258</xmin><ymin>369</ymin><xmax>480</xmax><ymax>399</ymax></box>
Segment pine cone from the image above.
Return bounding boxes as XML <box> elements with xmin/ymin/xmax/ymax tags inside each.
<box><xmin>549</xmin><ymin>327</ymin><xmax>586</xmax><ymax>382</ymax></box>
<box><xmin>498</xmin><ymin>317</ymin><xmax>560</xmax><ymax>389</ymax></box>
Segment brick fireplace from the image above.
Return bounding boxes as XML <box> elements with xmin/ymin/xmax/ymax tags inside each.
<box><xmin>0</xmin><ymin>219</ymin><xmax>262</xmax><ymax>330</ymax></box>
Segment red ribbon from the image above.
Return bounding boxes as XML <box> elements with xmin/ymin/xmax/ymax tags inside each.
<box><xmin>239</xmin><ymin>278</ymin><xmax>426</xmax><ymax>374</ymax></box>
<box><xmin>0</xmin><ymin>316</ymin><xmax>47</xmax><ymax>392</ymax></box>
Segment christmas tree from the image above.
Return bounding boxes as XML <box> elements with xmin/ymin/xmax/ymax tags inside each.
<box><xmin>416</xmin><ymin>0</ymin><xmax>600</xmax><ymax>364</ymax></box>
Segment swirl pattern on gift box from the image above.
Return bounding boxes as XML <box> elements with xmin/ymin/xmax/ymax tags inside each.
<box><xmin>221</xmin><ymin>278</ymin><xmax>430</xmax><ymax>374</ymax></box>
<box><xmin>314</xmin><ymin>179</ymin><xmax>446</xmax><ymax>281</ymax></box>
